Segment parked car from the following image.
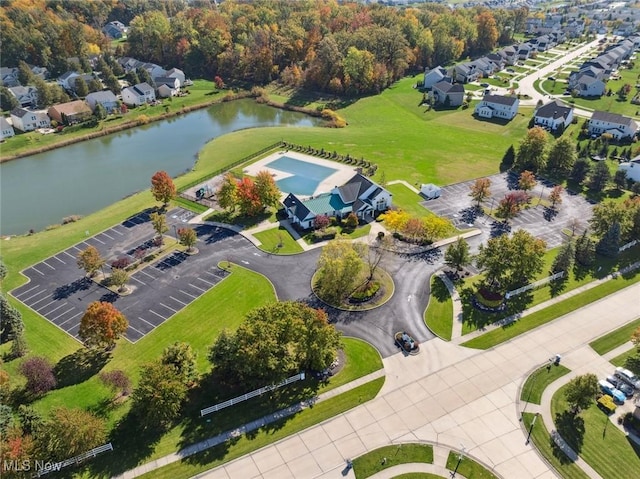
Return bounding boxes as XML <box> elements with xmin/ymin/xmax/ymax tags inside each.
<box><xmin>599</xmin><ymin>380</ymin><xmax>626</xmax><ymax>404</ymax></box>
<box><xmin>480</xmin><ymin>82</ymin><xmax>489</xmax><ymax>87</ymax></box>
<box><xmin>614</xmin><ymin>367</ymin><xmax>640</xmax><ymax>389</ymax></box>
<box><xmin>606</xmin><ymin>375</ymin><xmax>634</xmax><ymax>397</ymax></box>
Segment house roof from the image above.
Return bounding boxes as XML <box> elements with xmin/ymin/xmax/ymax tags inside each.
<box><xmin>481</xmin><ymin>94</ymin><xmax>518</xmax><ymax>106</ymax></box>
<box><xmin>434</xmin><ymin>81</ymin><xmax>464</xmax><ymax>94</ymax></box>
<box><xmin>340</xmin><ymin>174</ymin><xmax>376</xmax><ymax>203</ymax></box>
<box><xmin>132</xmin><ymin>82</ymin><xmax>154</xmax><ymax>95</ymax></box>
<box><xmin>283</xmin><ymin>193</ymin><xmax>313</xmax><ymax>222</ymax></box>
<box><xmin>86</xmin><ymin>91</ymin><xmax>117</xmax><ymax>103</ymax></box>
<box><xmin>578</xmin><ymin>75</ymin><xmax>602</xmax><ymax>86</ymax></box>
<box><xmin>8</xmin><ymin>86</ymin><xmax>36</xmax><ymax>97</ymax></box>
<box><xmin>303</xmin><ymin>193</ymin><xmax>349</xmax><ymax>215</ymax></box>
<box><xmin>535</xmin><ymin>100</ymin><xmax>572</xmax><ymax>120</ymax></box>
<box><xmin>0</xmin><ymin>116</ymin><xmax>13</xmax><ymax>130</ymax></box>
<box><xmin>154</xmin><ymin>77</ymin><xmax>179</xmax><ymax>88</ymax></box>
<box><xmin>590</xmin><ymin>111</ymin><xmax>634</xmax><ymax>127</ymax></box>
<box><xmin>10</xmin><ymin>107</ymin><xmax>32</xmax><ymax>118</ymax></box>
<box><xmin>49</xmin><ymin>100</ymin><xmax>91</xmax><ymax>116</ymax></box>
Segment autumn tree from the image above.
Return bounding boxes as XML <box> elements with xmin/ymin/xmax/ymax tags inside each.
<box><xmin>210</xmin><ymin>301</ymin><xmax>341</xmax><ymax>387</ymax></box>
<box><xmin>99</xmin><ymin>370</ymin><xmax>131</xmax><ymax>398</ymax></box>
<box><xmin>131</xmin><ymin>361</ymin><xmax>188</xmax><ymax>428</ymax></box>
<box><xmin>236</xmin><ymin>177</ymin><xmax>262</xmax><ymax>216</ymax></box>
<box><xmin>314</xmin><ymin>214</ymin><xmax>331</xmax><ymax>231</ymax></box>
<box><xmin>564</xmin><ymin>373</ymin><xmax>598</xmax><ymax>414</ymax></box>
<box><xmin>402</xmin><ymin>217</ymin><xmax>427</xmax><ymax>242</ymax></box>
<box><xmin>79</xmin><ymin>301</ymin><xmax>128</xmax><ymax>349</ymax></box>
<box><xmin>216</xmin><ymin>173</ymin><xmax>238</xmax><ymax>212</ymax></box>
<box><xmin>444</xmin><ymin>237</ymin><xmax>471</xmax><ymax>271</ymax></box>
<box><xmin>161</xmin><ymin>341</ymin><xmax>198</xmax><ymax>386</ymax></box>
<box><xmin>548</xmin><ymin>185</ymin><xmax>563</xmax><ymax>209</ymax></box>
<box><xmin>177</xmin><ymin>227</ymin><xmax>197</xmax><ymax>252</ymax></box>
<box><xmin>423</xmin><ymin>216</ymin><xmax>452</xmax><ymax>241</ymax></box>
<box><xmin>109</xmin><ymin>268</ymin><xmax>129</xmax><ymax>293</ymax></box>
<box><xmin>518</xmin><ymin>170</ymin><xmax>537</xmax><ymax>195</ymax></box>
<box><xmin>150</xmin><ymin>212</ymin><xmax>168</xmax><ymax>243</ymax></box>
<box><xmin>475</xmin><ymin>11</ymin><xmax>499</xmax><ymax>53</ymax></box>
<box><xmin>315</xmin><ymin>239</ymin><xmax>366</xmax><ymax>304</ymax></box>
<box><xmin>254</xmin><ymin>170</ymin><xmax>281</xmax><ymax>211</ymax></box>
<box><xmin>19</xmin><ymin>357</ymin><xmax>56</xmax><ymax>397</ymax></box>
<box><xmin>469</xmin><ymin>178</ymin><xmax>492</xmax><ymax>207</ymax></box>
<box><xmin>495</xmin><ymin>192</ymin><xmax>525</xmax><ymax>222</ymax></box>
<box><xmin>150</xmin><ymin>171</ymin><xmax>176</xmax><ymax>207</ymax></box>
<box><xmin>378</xmin><ymin>209</ymin><xmax>410</xmax><ymax>233</ymax></box>
<box><xmin>36</xmin><ymin>407</ymin><xmax>106</xmax><ymax>461</ymax></box>
<box><xmin>514</xmin><ymin>127</ymin><xmax>548</xmax><ymax>172</ymax></box>
<box><xmin>77</xmin><ymin>245</ymin><xmax>105</xmax><ymax>277</ymax></box>
<box><xmin>546</xmin><ymin>137</ymin><xmax>576</xmax><ymax>177</ymax></box>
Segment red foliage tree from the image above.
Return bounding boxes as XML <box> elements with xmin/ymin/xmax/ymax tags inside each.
<box><xmin>150</xmin><ymin>171</ymin><xmax>176</xmax><ymax>206</ymax></box>
<box><xmin>236</xmin><ymin>177</ymin><xmax>262</xmax><ymax>216</ymax></box>
<box><xmin>19</xmin><ymin>357</ymin><xmax>56</xmax><ymax>396</ymax></box>
<box><xmin>314</xmin><ymin>214</ymin><xmax>331</xmax><ymax>230</ymax></box>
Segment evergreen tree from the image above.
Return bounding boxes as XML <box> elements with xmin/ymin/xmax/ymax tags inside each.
<box><xmin>595</xmin><ymin>221</ymin><xmax>620</xmax><ymax>258</ymax></box>
<box><xmin>575</xmin><ymin>231</ymin><xmax>596</xmax><ymax>266</ymax></box>
<box><xmin>0</xmin><ymin>86</ymin><xmax>19</xmax><ymax>111</ymax></box>
<box><xmin>552</xmin><ymin>240</ymin><xmax>574</xmax><ymax>273</ymax></box>
<box><xmin>74</xmin><ymin>77</ymin><xmax>89</xmax><ymax>97</ymax></box>
<box><xmin>588</xmin><ymin>161</ymin><xmax>611</xmax><ymax>191</ymax></box>
<box><xmin>569</xmin><ymin>158</ymin><xmax>591</xmax><ymax>184</ymax></box>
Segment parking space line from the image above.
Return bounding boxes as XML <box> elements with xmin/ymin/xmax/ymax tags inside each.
<box><xmin>52</xmin><ymin>307</ymin><xmax>76</xmax><ymax>321</ymax></box>
<box><xmin>100</xmin><ymin>231</ymin><xmax>115</xmax><ymax>240</ymax></box>
<box><xmin>128</xmin><ymin>324</ymin><xmax>147</xmax><ymax>337</ymax></box>
<box><xmin>179</xmin><ymin>289</ymin><xmax>197</xmax><ymax>299</ymax></box>
<box><xmin>189</xmin><ymin>283</ymin><xmax>206</xmax><ymax>292</ymax></box>
<box><xmin>149</xmin><ymin>309</ymin><xmax>167</xmax><ymax>320</ymax></box>
<box><xmin>80</xmin><ymin>241</ymin><xmax>93</xmax><ymax>248</ymax></box>
<box><xmin>139</xmin><ymin>270</ymin><xmax>156</xmax><ymax>280</ymax></box>
<box><xmin>205</xmin><ymin>271</ymin><xmax>220</xmax><ymax>278</ymax></box>
<box><xmin>131</xmin><ymin>276</ymin><xmax>146</xmax><ymax>285</ymax></box>
<box><xmin>197</xmin><ymin>277</ymin><xmax>214</xmax><ymax>286</ymax></box>
<box><xmin>23</xmin><ymin>289</ymin><xmax>48</xmax><ymax>302</ymax></box>
<box><xmin>46</xmin><ymin>302</ymin><xmax>69</xmax><ymax>316</ymax></box>
<box><xmin>58</xmin><ymin>311</ymin><xmax>83</xmax><ymax>327</ymax></box>
<box><xmin>169</xmin><ymin>295</ymin><xmax>187</xmax><ymax>306</ymax></box>
<box><xmin>91</xmin><ymin>236</ymin><xmax>106</xmax><ymax>245</ymax></box>
<box><xmin>30</xmin><ymin>266</ymin><xmax>45</xmax><ymax>276</ymax></box>
<box><xmin>36</xmin><ymin>300</ymin><xmax>57</xmax><ymax>312</ymax></box>
<box><xmin>63</xmin><ymin>250</ymin><xmax>77</xmax><ymax>259</ymax></box>
<box><xmin>110</xmin><ymin>227</ymin><xmax>124</xmax><ymax>236</ymax></box>
<box><xmin>138</xmin><ymin>316</ymin><xmax>157</xmax><ymax>328</ymax></box>
<box><xmin>70</xmin><ymin>245</ymin><xmax>83</xmax><ymax>253</ymax></box>
<box><xmin>41</xmin><ymin>260</ymin><xmax>55</xmax><ymax>270</ymax></box>
<box><xmin>52</xmin><ymin>255</ymin><xmax>66</xmax><ymax>264</ymax></box>
<box><xmin>30</xmin><ymin>295</ymin><xmax>54</xmax><ymax>307</ymax></box>
<box><xmin>14</xmin><ymin>285</ymin><xmax>40</xmax><ymax>298</ymax></box>
<box><xmin>159</xmin><ymin>302</ymin><xmax>177</xmax><ymax>313</ymax></box>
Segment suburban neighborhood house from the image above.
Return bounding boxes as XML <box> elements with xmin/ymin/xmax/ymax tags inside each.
<box><xmin>85</xmin><ymin>91</ymin><xmax>119</xmax><ymax>113</ymax></box>
<box><xmin>47</xmin><ymin>100</ymin><xmax>92</xmax><ymax>125</ymax></box>
<box><xmin>283</xmin><ymin>173</ymin><xmax>392</xmax><ymax>230</ymax></box>
<box><xmin>423</xmin><ymin>66</ymin><xmax>450</xmax><ymax>90</ymax></box>
<box><xmin>533</xmin><ymin>100</ymin><xmax>574</xmax><ymax>132</ymax></box>
<box><xmin>8</xmin><ymin>85</ymin><xmax>38</xmax><ymax>108</ymax></box>
<box><xmin>10</xmin><ymin>108</ymin><xmax>50</xmax><ymax>132</ymax></box>
<box><xmin>431</xmin><ymin>81</ymin><xmax>464</xmax><ymax>107</ymax></box>
<box><xmin>588</xmin><ymin>111</ymin><xmax>639</xmax><ymax>140</ymax></box>
<box><xmin>619</xmin><ymin>155</ymin><xmax>640</xmax><ymax>182</ymax></box>
<box><xmin>0</xmin><ymin>116</ymin><xmax>15</xmax><ymax>140</ymax></box>
<box><xmin>121</xmin><ymin>82</ymin><xmax>156</xmax><ymax>106</ymax></box>
<box><xmin>474</xmin><ymin>94</ymin><xmax>519</xmax><ymax>120</ymax></box>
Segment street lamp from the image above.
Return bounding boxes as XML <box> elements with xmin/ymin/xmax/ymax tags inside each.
<box><xmin>451</xmin><ymin>445</ymin><xmax>466</xmax><ymax>478</ymax></box>
<box><xmin>526</xmin><ymin>413</ymin><xmax>539</xmax><ymax>445</ymax></box>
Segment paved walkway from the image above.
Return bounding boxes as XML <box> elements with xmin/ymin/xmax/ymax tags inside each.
<box><xmin>435</xmin><ymin>272</ymin><xmax>464</xmax><ymax>340</ymax></box>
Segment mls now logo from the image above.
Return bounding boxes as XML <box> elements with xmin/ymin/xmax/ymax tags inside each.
<box><xmin>2</xmin><ymin>460</ymin><xmax>62</xmax><ymax>473</ymax></box>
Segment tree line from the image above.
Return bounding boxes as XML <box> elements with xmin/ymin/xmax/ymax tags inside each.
<box><xmin>1</xmin><ymin>0</ymin><xmax>528</xmax><ymax>96</ymax></box>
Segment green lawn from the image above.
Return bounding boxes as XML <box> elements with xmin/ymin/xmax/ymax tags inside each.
<box><xmin>610</xmin><ymin>348</ymin><xmax>640</xmax><ymax>375</ymax></box>
<box><xmin>462</xmin><ymin>272</ymin><xmax>640</xmax><ymax>350</ymax></box>
<box><xmin>520</xmin><ymin>364</ymin><xmax>571</xmax><ymax>405</ymax></box>
<box><xmin>522</xmin><ymin>412</ymin><xmax>590</xmax><ymax>479</ymax></box>
<box><xmin>551</xmin><ymin>385</ymin><xmax>640</xmax><ymax>478</ymax></box>
<box><xmin>253</xmin><ymin>226</ymin><xmax>304</xmax><ymax>254</ymax></box>
<box><xmin>424</xmin><ymin>276</ymin><xmax>453</xmax><ymax>341</ymax></box>
<box><xmin>445</xmin><ymin>451</ymin><xmax>498</xmax><ymax>479</ymax></box>
<box><xmin>386</xmin><ymin>183</ymin><xmax>434</xmax><ymax>218</ymax></box>
<box><xmin>589</xmin><ymin>318</ymin><xmax>640</xmax><ymax>356</ymax></box>
<box><xmin>353</xmin><ymin>444</ymin><xmax>434</xmax><ymax>479</ymax></box>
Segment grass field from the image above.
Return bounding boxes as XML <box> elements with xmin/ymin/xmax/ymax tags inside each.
<box><xmin>589</xmin><ymin>318</ymin><xmax>640</xmax><ymax>355</ymax></box>
<box><xmin>253</xmin><ymin>226</ymin><xmax>304</xmax><ymax>254</ymax></box>
<box><xmin>445</xmin><ymin>451</ymin><xmax>498</xmax><ymax>479</ymax></box>
<box><xmin>520</xmin><ymin>364</ymin><xmax>571</xmax><ymax>405</ymax></box>
<box><xmin>385</xmin><ymin>183</ymin><xmax>434</xmax><ymax>218</ymax></box>
<box><xmin>522</xmin><ymin>412</ymin><xmax>590</xmax><ymax>479</ymax></box>
<box><xmin>353</xmin><ymin>444</ymin><xmax>434</xmax><ymax>479</ymax></box>
<box><xmin>424</xmin><ymin>276</ymin><xmax>453</xmax><ymax>341</ymax></box>
<box><xmin>551</xmin><ymin>384</ymin><xmax>640</xmax><ymax>478</ymax></box>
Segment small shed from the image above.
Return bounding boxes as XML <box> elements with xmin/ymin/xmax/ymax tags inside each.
<box><xmin>420</xmin><ymin>183</ymin><xmax>441</xmax><ymax>199</ymax></box>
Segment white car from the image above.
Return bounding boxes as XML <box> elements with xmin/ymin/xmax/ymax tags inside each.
<box><xmin>606</xmin><ymin>375</ymin><xmax>634</xmax><ymax>397</ymax></box>
<box><xmin>614</xmin><ymin>367</ymin><xmax>640</xmax><ymax>389</ymax></box>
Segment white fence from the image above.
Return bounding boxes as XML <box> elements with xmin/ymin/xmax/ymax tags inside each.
<box><xmin>200</xmin><ymin>372</ymin><xmax>305</xmax><ymax>417</ymax></box>
<box><xmin>619</xmin><ymin>239</ymin><xmax>638</xmax><ymax>252</ymax></box>
<box><xmin>36</xmin><ymin>443</ymin><xmax>113</xmax><ymax>477</ymax></box>
<box><xmin>505</xmin><ymin>271</ymin><xmax>565</xmax><ymax>299</ymax></box>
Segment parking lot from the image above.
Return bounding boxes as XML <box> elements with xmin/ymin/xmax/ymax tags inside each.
<box><xmin>423</xmin><ymin>172</ymin><xmax>594</xmax><ymax>249</ymax></box>
<box><xmin>10</xmin><ymin>208</ymin><xmax>247</xmax><ymax>342</ymax></box>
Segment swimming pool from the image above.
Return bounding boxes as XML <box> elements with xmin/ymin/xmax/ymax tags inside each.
<box><xmin>265</xmin><ymin>155</ymin><xmax>338</xmax><ymax>196</ymax></box>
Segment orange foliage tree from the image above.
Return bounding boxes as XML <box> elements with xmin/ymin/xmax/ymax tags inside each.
<box><xmin>150</xmin><ymin>171</ymin><xmax>176</xmax><ymax>206</ymax></box>
<box><xmin>79</xmin><ymin>301</ymin><xmax>128</xmax><ymax>349</ymax></box>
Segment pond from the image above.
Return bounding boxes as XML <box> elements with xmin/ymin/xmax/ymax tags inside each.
<box><xmin>0</xmin><ymin>99</ymin><xmax>322</xmax><ymax>235</ymax></box>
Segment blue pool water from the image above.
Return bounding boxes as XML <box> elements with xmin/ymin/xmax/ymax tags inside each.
<box><xmin>266</xmin><ymin>155</ymin><xmax>338</xmax><ymax>196</ymax></box>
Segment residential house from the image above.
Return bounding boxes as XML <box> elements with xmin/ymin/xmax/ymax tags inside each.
<box><xmin>474</xmin><ymin>94</ymin><xmax>519</xmax><ymax>120</ymax></box>
<box><xmin>117</xmin><ymin>57</ymin><xmax>143</xmax><ymax>72</ymax></box>
<box><xmin>153</xmin><ymin>77</ymin><xmax>180</xmax><ymax>97</ymax></box>
<box><xmin>8</xmin><ymin>86</ymin><xmax>38</xmax><ymax>108</ymax></box>
<box><xmin>449</xmin><ymin>63</ymin><xmax>479</xmax><ymax>84</ymax></box>
<box><xmin>85</xmin><ymin>91</ymin><xmax>119</xmax><ymax>113</ymax></box>
<box><xmin>534</xmin><ymin>100</ymin><xmax>574</xmax><ymax>132</ymax></box>
<box><xmin>498</xmin><ymin>46</ymin><xmax>518</xmax><ymax>66</ymax></box>
<box><xmin>10</xmin><ymin>108</ymin><xmax>50</xmax><ymax>131</ymax></box>
<box><xmin>431</xmin><ymin>81</ymin><xmax>465</xmax><ymax>107</ymax></box>
<box><xmin>423</xmin><ymin>66</ymin><xmax>449</xmax><ymax>90</ymax></box>
<box><xmin>469</xmin><ymin>58</ymin><xmax>494</xmax><ymax>77</ymax></box>
<box><xmin>0</xmin><ymin>116</ymin><xmax>15</xmax><ymax>140</ymax></box>
<box><xmin>564</xmin><ymin>20</ymin><xmax>585</xmax><ymax>38</ymax></box>
<box><xmin>283</xmin><ymin>173</ymin><xmax>392</xmax><ymax>230</ymax></box>
<box><xmin>575</xmin><ymin>75</ymin><xmax>605</xmax><ymax>97</ymax></box>
<box><xmin>517</xmin><ymin>43</ymin><xmax>532</xmax><ymax>61</ymax></box>
<box><xmin>47</xmin><ymin>100</ymin><xmax>92</xmax><ymax>125</ymax></box>
<box><xmin>29</xmin><ymin>65</ymin><xmax>49</xmax><ymax>80</ymax></box>
<box><xmin>58</xmin><ymin>71</ymin><xmax>95</xmax><ymax>91</ymax></box>
<box><xmin>141</xmin><ymin>62</ymin><xmax>166</xmax><ymax>80</ymax></box>
<box><xmin>618</xmin><ymin>155</ymin><xmax>640</xmax><ymax>182</ymax></box>
<box><xmin>588</xmin><ymin>111</ymin><xmax>638</xmax><ymax>140</ymax></box>
<box><xmin>102</xmin><ymin>21</ymin><xmax>127</xmax><ymax>39</ymax></box>
<box><xmin>0</xmin><ymin>67</ymin><xmax>20</xmax><ymax>87</ymax></box>
<box><xmin>485</xmin><ymin>53</ymin><xmax>506</xmax><ymax>72</ymax></box>
<box><xmin>121</xmin><ymin>82</ymin><xmax>156</xmax><ymax>106</ymax></box>
<box><xmin>165</xmin><ymin>68</ymin><xmax>185</xmax><ymax>87</ymax></box>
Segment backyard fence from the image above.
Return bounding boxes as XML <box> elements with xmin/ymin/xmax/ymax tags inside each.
<box><xmin>200</xmin><ymin>372</ymin><xmax>305</xmax><ymax>417</ymax></box>
<box><xmin>619</xmin><ymin>239</ymin><xmax>638</xmax><ymax>252</ymax></box>
<box><xmin>36</xmin><ymin>443</ymin><xmax>113</xmax><ymax>477</ymax></box>
<box><xmin>505</xmin><ymin>271</ymin><xmax>565</xmax><ymax>299</ymax></box>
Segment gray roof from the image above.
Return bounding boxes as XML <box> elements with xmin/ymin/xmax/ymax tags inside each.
<box><xmin>434</xmin><ymin>81</ymin><xmax>464</xmax><ymax>94</ymax></box>
<box><xmin>578</xmin><ymin>75</ymin><xmax>602</xmax><ymax>86</ymax></box>
<box><xmin>86</xmin><ymin>91</ymin><xmax>117</xmax><ymax>102</ymax></box>
<box><xmin>10</xmin><ymin>107</ymin><xmax>31</xmax><ymax>118</ymax></box>
<box><xmin>283</xmin><ymin>193</ymin><xmax>312</xmax><ymax>222</ymax></box>
<box><xmin>590</xmin><ymin>111</ymin><xmax>634</xmax><ymax>127</ymax></box>
<box><xmin>536</xmin><ymin>100</ymin><xmax>572</xmax><ymax>120</ymax></box>
<box><xmin>133</xmin><ymin>82</ymin><xmax>154</xmax><ymax>95</ymax></box>
<box><xmin>338</xmin><ymin>173</ymin><xmax>376</xmax><ymax>204</ymax></box>
<box><xmin>0</xmin><ymin>116</ymin><xmax>13</xmax><ymax>130</ymax></box>
<box><xmin>481</xmin><ymin>94</ymin><xmax>518</xmax><ymax>106</ymax></box>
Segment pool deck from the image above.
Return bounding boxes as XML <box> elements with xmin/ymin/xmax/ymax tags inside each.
<box><xmin>243</xmin><ymin>151</ymin><xmax>357</xmax><ymax>199</ymax></box>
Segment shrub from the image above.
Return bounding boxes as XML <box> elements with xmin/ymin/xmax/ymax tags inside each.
<box><xmin>475</xmin><ymin>288</ymin><xmax>504</xmax><ymax>308</ymax></box>
<box><xmin>350</xmin><ymin>281</ymin><xmax>380</xmax><ymax>301</ymax></box>
<box><xmin>110</xmin><ymin>257</ymin><xmax>130</xmax><ymax>270</ymax></box>
<box><xmin>136</xmin><ymin>114</ymin><xmax>150</xmax><ymax>125</ymax></box>
<box><xmin>62</xmin><ymin>215</ymin><xmax>82</xmax><ymax>224</ymax></box>
<box><xmin>19</xmin><ymin>357</ymin><xmax>56</xmax><ymax>396</ymax></box>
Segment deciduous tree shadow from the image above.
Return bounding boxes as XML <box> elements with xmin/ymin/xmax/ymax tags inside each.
<box><xmin>460</xmin><ymin>206</ymin><xmax>482</xmax><ymax>224</ymax></box>
<box><xmin>53</xmin><ymin>277</ymin><xmax>91</xmax><ymax>300</ymax></box>
<box><xmin>490</xmin><ymin>220</ymin><xmax>511</xmax><ymax>237</ymax></box>
<box><xmin>432</xmin><ymin>276</ymin><xmax>451</xmax><ymax>302</ymax></box>
<box><xmin>554</xmin><ymin>410</ymin><xmax>585</xmax><ymax>454</ymax></box>
<box><xmin>54</xmin><ymin>348</ymin><xmax>111</xmax><ymax>388</ymax></box>
<box><xmin>543</xmin><ymin>207</ymin><xmax>559</xmax><ymax>222</ymax></box>
<box><xmin>506</xmin><ymin>171</ymin><xmax>520</xmax><ymax>190</ymax></box>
